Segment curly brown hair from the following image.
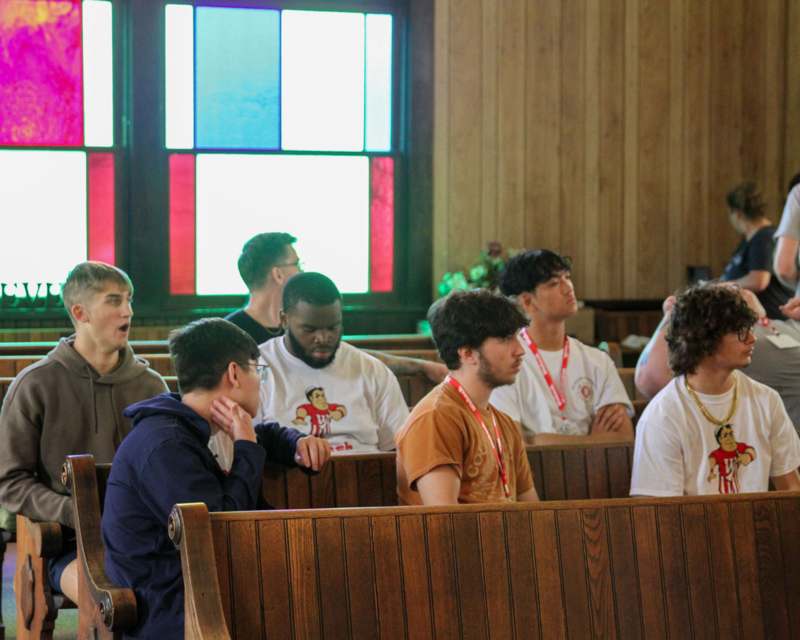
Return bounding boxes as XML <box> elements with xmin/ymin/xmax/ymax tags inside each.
<box><xmin>666</xmin><ymin>284</ymin><xmax>756</xmax><ymax>376</ymax></box>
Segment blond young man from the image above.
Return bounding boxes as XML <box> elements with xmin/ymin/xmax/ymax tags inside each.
<box><xmin>0</xmin><ymin>262</ymin><xmax>167</xmax><ymax>602</ymax></box>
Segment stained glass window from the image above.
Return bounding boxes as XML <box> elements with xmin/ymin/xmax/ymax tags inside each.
<box><xmin>0</xmin><ymin>0</ymin><xmax>116</xmax><ymax>296</ymax></box>
<box><xmin>165</xmin><ymin>5</ymin><xmax>396</xmax><ymax>296</ymax></box>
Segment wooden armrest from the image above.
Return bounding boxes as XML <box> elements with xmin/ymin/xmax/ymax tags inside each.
<box><xmin>169</xmin><ymin>503</ymin><xmax>231</xmax><ymax>640</ymax></box>
<box><xmin>18</xmin><ymin>515</ymin><xmax>63</xmax><ymax>559</ymax></box>
<box><xmin>63</xmin><ymin>456</ymin><xmax>137</xmax><ymax>631</ymax></box>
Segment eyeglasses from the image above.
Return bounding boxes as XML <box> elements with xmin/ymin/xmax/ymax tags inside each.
<box><xmin>737</xmin><ymin>325</ymin><xmax>755</xmax><ymax>343</ymax></box>
<box><xmin>276</xmin><ymin>259</ymin><xmax>302</xmax><ymax>270</ymax></box>
<box><xmin>252</xmin><ymin>362</ymin><xmax>270</xmax><ymax>383</ymax></box>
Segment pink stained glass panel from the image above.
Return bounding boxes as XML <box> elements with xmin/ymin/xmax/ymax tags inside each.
<box><xmin>88</xmin><ymin>152</ymin><xmax>115</xmax><ymax>264</ymax></box>
<box><xmin>0</xmin><ymin>0</ymin><xmax>84</xmax><ymax>146</ymax></box>
<box><xmin>169</xmin><ymin>154</ymin><xmax>196</xmax><ymax>295</ymax></box>
<box><xmin>370</xmin><ymin>156</ymin><xmax>394</xmax><ymax>292</ymax></box>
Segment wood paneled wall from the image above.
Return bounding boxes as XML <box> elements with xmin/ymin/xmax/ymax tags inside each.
<box><xmin>433</xmin><ymin>0</ymin><xmax>798</xmax><ymax>299</ymax></box>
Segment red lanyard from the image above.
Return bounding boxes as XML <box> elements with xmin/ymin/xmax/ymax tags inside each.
<box><xmin>445</xmin><ymin>375</ymin><xmax>510</xmax><ymax>497</ymax></box>
<box><xmin>519</xmin><ymin>328</ymin><xmax>569</xmax><ymax>412</ymax></box>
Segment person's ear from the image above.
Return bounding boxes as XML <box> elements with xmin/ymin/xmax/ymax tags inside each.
<box><xmin>457</xmin><ymin>346</ymin><xmax>478</xmax><ymax>367</ymax></box>
<box><xmin>280</xmin><ymin>310</ymin><xmax>289</xmax><ymax>329</ymax></box>
<box><xmin>71</xmin><ymin>303</ymin><xmax>88</xmax><ymax>324</ymax></box>
<box><xmin>225</xmin><ymin>362</ymin><xmax>242</xmax><ymax>389</ymax></box>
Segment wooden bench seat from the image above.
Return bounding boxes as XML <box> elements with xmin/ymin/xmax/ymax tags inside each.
<box><xmin>171</xmin><ymin>491</ymin><xmax>800</xmax><ymax>639</ymax></box>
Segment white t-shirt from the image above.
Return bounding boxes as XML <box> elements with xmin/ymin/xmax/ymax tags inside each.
<box><xmin>209</xmin><ymin>338</ymin><xmax>409</xmax><ymax>471</ymax></box>
<box><xmin>260</xmin><ymin>338</ymin><xmax>407</xmax><ymax>451</ymax></box>
<box><xmin>630</xmin><ymin>372</ymin><xmax>800</xmax><ymax>497</ymax></box>
<box><xmin>490</xmin><ymin>335</ymin><xmax>633</xmax><ymax>436</ymax></box>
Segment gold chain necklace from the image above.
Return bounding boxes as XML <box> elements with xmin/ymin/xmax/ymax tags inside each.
<box><xmin>685</xmin><ymin>376</ymin><xmax>739</xmax><ymax>426</ymax></box>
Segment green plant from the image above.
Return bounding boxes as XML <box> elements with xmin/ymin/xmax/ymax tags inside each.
<box><xmin>437</xmin><ymin>241</ymin><xmax>518</xmax><ymax>297</ymax></box>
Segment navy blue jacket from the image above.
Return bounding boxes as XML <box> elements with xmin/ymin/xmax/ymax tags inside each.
<box><xmin>101</xmin><ymin>393</ymin><xmax>303</xmax><ymax>639</ymax></box>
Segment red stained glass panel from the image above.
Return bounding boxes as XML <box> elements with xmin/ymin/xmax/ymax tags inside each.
<box><xmin>169</xmin><ymin>154</ymin><xmax>196</xmax><ymax>295</ymax></box>
<box><xmin>0</xmin><ymin>0</ymin><xmax>84</xmax><ymax>146</ymax></box>
<box><xmin>370</xmin><ymin>156</ymin><xmax>394</xmax><ymax>292</ymax></box>
<box><xmin>88</xmin><ymin>152</ymin><xmax>115</xmax><ymax>264</ymax></box>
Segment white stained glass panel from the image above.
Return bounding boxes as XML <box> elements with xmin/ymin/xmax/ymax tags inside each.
<box><xmin>196</xmin><ymin>154</ymin><xmax>370</xmax><ymax>295</ymax></box>
<box><xmin>165</xmin><ymin>4</ymin><xmax>194</xmax><ymax>149</ymax></box>
<box><xmin>365</xmin><ymin>14</ymin><xmax>392</xmax><ymax>151</ymax></box>
<box><xmin>82</xmin><ymin>0</ymin><xmax>114</xmax><ymax>147</ymax></box>
<box><xmin>0</xmin><ymin>150</ymin><xmax>87</xmax><ymax>285</ymax></box>
<box><xmin>281</xmin><ymin>11</ymin><xmax>365</xmax><ymax>151</ymax></box>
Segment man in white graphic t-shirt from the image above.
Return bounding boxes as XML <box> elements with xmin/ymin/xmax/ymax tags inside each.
<box><xmin>490</xmin><ymin>249</ymin><xmax>633</xmax><ymax>443</ymax></box>
<box><xmin>211</xmin><ymin>272</ymin><xmax>409</xmax><ymax>467</ymax></box>
<box><xmin>259</xmin><ymin>272</ymin><xmax>408</xmax><ymax>452</ymax></box>
<box><xmin>630</xmin><ymin>284</ymin><xmax>800</xmax><ymax>496</ymax></box>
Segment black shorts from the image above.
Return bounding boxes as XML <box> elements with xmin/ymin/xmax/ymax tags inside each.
<box><xmin>45</xmin><ymin>526</ymin><xmax>77</xmax><ymax>594</ymax></box>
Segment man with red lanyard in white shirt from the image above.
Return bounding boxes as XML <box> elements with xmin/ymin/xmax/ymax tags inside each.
<box><xmin>395</xmin><ymin>289</ymin><xmax>539</xmax><ymax>505</ymax></box>
<box><xmin>491</xmin><ymin>249</ymin><xmax>634</xmax><ymax>443</ymax></box>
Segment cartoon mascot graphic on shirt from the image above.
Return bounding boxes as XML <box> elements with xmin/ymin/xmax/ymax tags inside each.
<box><xmin>707</xmin><ymin>424</ymin><xmax>756</xmax><ymax>494</ymax></box>
<box><xmin>293</xmin><ymin>386</ymin><xmax>347</xmax><ymax>437</ymax></box>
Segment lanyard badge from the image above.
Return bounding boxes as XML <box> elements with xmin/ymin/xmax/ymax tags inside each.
<box><xmin>445</xmin><ymin>375</ymin><xmax>510</xmax><ymax>497</ymax></box>
<box><xmin>519</xmin><ymin>328</ymin><xmax>569</xmax><ymax>413</ymax></box>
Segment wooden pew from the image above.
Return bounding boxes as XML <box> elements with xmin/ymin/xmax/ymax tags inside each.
<box><xmin>0</xmin><ymin>333</ymin><xmax>437</xmax><ymax>356</ymax></box>
<box><xmin>14</xmin><ymin>515</ymin><xmax>74</xmax><ymax>640</ymax></box>
<box><xmin>63</xmin><ymin>456</ymin><xmax>136</xmax><ymax>640</ymax></box>
<box><xmin>1</xmin><ymin>373</ymin><xmax>431</xmax><ymax>411</ymax></box>
<box><xmin>67</xmin><ymin>438</ymin><xmax>634</xmax><ymax>637</ymax></box>
<box><xmin>171</xmin><ymin>491</ymin><xmax>800</xmax><ymax>639</ymax></box>
<box><xmin>262</xmin><ymin>438</ymin><xmax>634</xmax><ymax>509</ymax></box>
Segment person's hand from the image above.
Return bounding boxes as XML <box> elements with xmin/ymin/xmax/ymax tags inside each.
<box><xmin>294</xmin><ymin>436</ymin><xmax>331</xmax><ymax>471</ymax></box>
<box><xmin>662</xmin><ymin>295</ymin><xmax>677</xmax><ymax>315</ymax></box>
<box><xmin>591</xmin><ymin>404</ymin><xmax>627</xmax><ymax>433</ymax></box>
<box><xmin>780</xmin><ymin>296</ymin><xmax>800</xmax><ymax>320</ymax></box>
<box><xmin>422</xmin><ymin>360</ymin><xmax>448</xmax><ymax>383</ymax></box>
<box><xmin>210</xmin><ymin>396</ymin><xmax>257</xmax><ymax>443</ymax></box>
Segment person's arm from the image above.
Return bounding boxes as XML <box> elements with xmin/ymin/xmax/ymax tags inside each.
<box><xmin>591</xmin><ymin>404</ymin><xmax>634</xmax><ymax>439</ymax></box>
<box><xmin>634</xmin><ymin>304</ymin><xmax>674</xmax><ymax>401</ymax></box>
<box><xmin>140</xmin><ymin>437</ymin><xmax>267</xmax><ymax>523</ymax></box>
<box><xmin>211</xmin><ymin>397</ymin><xmax>330</xmax><ymax>471</ymax></box>
<box><xmin>527</xmin><ymin>432</ymin><xmax>633</xmax><ymax>446</ymax></box>
<box><xmin>365</xmin><ymin>349</ymin><xmax>448</xmax><ymax>384</ymax></box>
<box><xmin>731</xmin><ymin>270</ymin><xmax>771</xmax><ymax>293</ymax></box>
<box><xmin>373</xmin><ymin>367</ymin><xmax>410</xmax><ymax>451</ymax></box>
<box><xmin>416</xmin><ymin>465</ymin><xmax>460</xmax><ymax>505</ymax></box>
<box><xmin>0</xmin><ymin>381</ymin><xmax>73</xmax><ymax>527</ymax></box>
<box><xmin>517</xmin><ymin>487</ymin><xmax>539</xmax><ymax>502</ymax></box>
<box><xmin>774</xmin><ymin>236</ymin><xmax>800</xmax><ymax>288</ymax></box>
<box><xmin>771</xmin><ymin>469</ymin><xmax>800</xmax><ymax>491</ymax></box>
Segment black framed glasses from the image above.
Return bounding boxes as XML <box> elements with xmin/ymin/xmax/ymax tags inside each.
<box><xmin>737</xmin><ymin>325</ymin><xmax>756</xmax><ymax>342</ymax></box>
<box><xmin>252</xmin><ymin>362</ymin><xmax>270</xmax><ymax>383</ymax></box>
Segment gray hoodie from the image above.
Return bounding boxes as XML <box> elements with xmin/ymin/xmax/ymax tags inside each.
<box><xmin>0</xmin><ymin>336</ymin><xmax>167</xmax><ymax>527</ymax></box>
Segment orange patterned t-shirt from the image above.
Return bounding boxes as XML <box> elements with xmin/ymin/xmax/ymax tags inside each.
<box><xmin>395</xmin><ymin>382</ymin><xmax>534</xmax><ymax>505</ymax></box>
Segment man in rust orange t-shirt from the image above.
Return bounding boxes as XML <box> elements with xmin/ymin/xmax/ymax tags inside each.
<box><xmin>396</xmin><ymin>290</ymin><xmax>539</xmax><ymax>505</ymax></box>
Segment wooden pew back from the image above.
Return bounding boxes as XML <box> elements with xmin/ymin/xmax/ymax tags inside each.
<box><xmin>263</xmin><ymin>439</ymin><xmax>634</xmax><ymax>509</ymax></box>
<box><xmin>1</xmin><ymin>372</ymin><xmax>431</xmax><ymax>411</ymax></box>
<box><xmin>172</xmin><ymin>491</ymin><xmax>800</xmax><ymax>639</ymax></box>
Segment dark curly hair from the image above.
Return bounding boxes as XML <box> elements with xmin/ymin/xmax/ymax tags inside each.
<box><xmin>666</xmin><ymin>285</ymin><xmax>756</xmax><ymax>376</ymax></box>
<box><xmin>726</xmin><ymin>182</ymin><xmax>764</xmax><ymax>221</ymax></box>
<box><xmin>428</xmin><ymin>289</ymin><xmax>528</xmax><ymax>369</ymax></box>
<box><xmin>499</xmin><ymin>249</ymin><xmax>572</xmax><ymax>296</ymax></box>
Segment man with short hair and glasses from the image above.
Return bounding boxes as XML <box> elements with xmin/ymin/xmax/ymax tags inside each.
<box><xmin>630</xmin><ymin>284</ymin><xmax>800</xmax><ymax>497</ymax></box>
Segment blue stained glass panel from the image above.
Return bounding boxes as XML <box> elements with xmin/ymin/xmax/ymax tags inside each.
<box><xmin>195</xmin><ymin>7</ymin><xmax>280</xmax><ymax>149</ymax></box>
<box><xmin>365</xmin><ymin>14</ymin><xmax>392</xmax><ymax>151</ymax></box>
